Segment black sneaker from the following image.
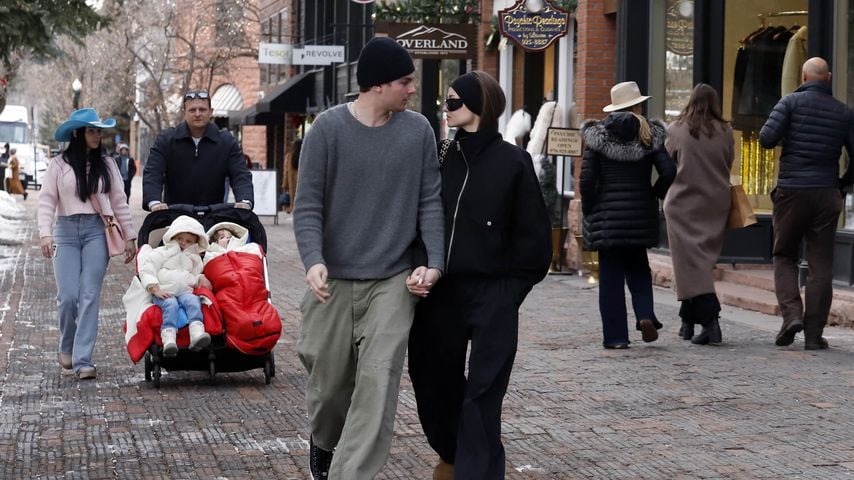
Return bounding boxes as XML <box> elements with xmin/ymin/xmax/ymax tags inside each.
<box><xmin>310</xmin><ymin>436</ymin><xmax>333</xmax><ymax>480</ymax></box>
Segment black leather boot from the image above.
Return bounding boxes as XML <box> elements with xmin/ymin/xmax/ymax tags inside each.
<box><xmin>678</xmin><ymin>321</ymin><xmax>694</xmax><ymax>340</ymax></box>
<box><xmin>691</xmin><ymin>317</ymin><xmax>722</xmax><ymax>345</ymax></box>
<box><xmin>678</xmin><ymin>300</ymin><xmax>694</xmax><ymax>340</ymax></box>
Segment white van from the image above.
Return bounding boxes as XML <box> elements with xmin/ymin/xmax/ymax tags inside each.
<box><xmin>0</xmin><ymin>105</ymin><xmax>46</xmax><ymax>190</ymax></box>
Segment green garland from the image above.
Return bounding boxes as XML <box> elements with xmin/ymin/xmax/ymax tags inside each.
<box><xmin>372</xmin><ymin>0</ymin><xmax>479</xmax><ymax>24</ymax></box>
<box><xmin>552</xmin><ymin>0</ymin><xmax>578</xmax><ymax>12</ymax></box>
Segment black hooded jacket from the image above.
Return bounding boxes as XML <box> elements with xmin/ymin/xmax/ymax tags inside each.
<box><xmin>439</xmin><ymin>129</ymin><xmax>551</xmax><ymax>292</ymax></box>
<box><xmin>580</xmin><ymin>113</ymin><xmax>675</xmax><ymax>251</ymax></box>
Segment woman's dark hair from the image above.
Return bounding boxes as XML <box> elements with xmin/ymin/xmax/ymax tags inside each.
<box><xmin>677</xmin><ymin>83</ymin><xmax>728</xmax><ymax>138</ymax></box>
<box><xmin>62</xmin><ymin>127</ymin><xmax>112</xmax><ymax>202</ymax></box>
<box><xmin>470</xmin><ymin>71</ymin><xmax>505</xmax><ymax>132</ymax></box>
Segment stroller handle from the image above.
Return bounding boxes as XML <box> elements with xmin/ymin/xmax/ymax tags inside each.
<box><xmin>166</xmin><ymin>203</ymin><xmax>236</xmax><ymax>215</ymax></box>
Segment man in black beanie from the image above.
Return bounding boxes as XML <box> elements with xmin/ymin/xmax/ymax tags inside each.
<box><xmin>294</xmin><ymin>36</ymin><xmax>445</xmax><ymax>480</ymax></box>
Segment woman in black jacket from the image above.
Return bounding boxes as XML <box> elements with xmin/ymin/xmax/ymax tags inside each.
<box><xmin>407</xmin><ymin>71</ymin><xmax>551</xmax><ymax>480</ymax></box>
<box><xmin>580</xmin><ymin>81</ymin><xmax>676</xmax><ymax>349</ymax></box>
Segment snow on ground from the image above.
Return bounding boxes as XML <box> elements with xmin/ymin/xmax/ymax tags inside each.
<box><xmin>0</xmin><ymin>191</ymin><xmax>28</xmax><ymax>246</ymax></box>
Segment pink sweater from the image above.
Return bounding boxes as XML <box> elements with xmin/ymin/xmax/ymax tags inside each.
<box><xmin>38</xmin><ymin>155</ymin><xmax>136</xmax><ymax>240</ymax></box>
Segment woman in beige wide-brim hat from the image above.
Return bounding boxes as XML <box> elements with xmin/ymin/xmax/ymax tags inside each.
<box><xmin>579</xmin><ymin>81</ymin><xmax>676</xmax><ymax>349</ymax></box>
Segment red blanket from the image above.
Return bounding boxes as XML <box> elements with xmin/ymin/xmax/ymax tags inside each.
<box><xmin>123</xmin><ymin>287</ymin><xmax>224</xmax><ymax>363</ymax></box>
<box><xmin>203</xmin><ymin>251</ymin><xmax>281</xmax><ymax>355</ymax></box>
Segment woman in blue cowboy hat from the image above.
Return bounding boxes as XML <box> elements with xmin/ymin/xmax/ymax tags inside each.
<box><xmin>37</xmin><ymin>108</ymin><xmax>137</xmax><ymax>380</ymax></box>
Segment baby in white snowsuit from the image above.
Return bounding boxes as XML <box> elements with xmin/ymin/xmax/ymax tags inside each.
<box><xmin>137</xmin><ymin>215</ymin><xmax>211</xmax><ymax>357</ymax></box>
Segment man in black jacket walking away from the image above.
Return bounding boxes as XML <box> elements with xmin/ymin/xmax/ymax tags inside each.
<box><xmin>759</xmin><ymin>57</ymin><xmax>854</xmax><ymax>350</ymax></box>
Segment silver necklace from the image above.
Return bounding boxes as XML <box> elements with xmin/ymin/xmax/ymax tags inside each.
<box><xmin>352</xmin><ymin>98</ymin><xmax>391</xmax><ymax>124</ymax></box>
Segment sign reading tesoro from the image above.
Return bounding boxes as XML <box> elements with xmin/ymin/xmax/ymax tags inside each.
<box><xmin>374</xmin><ymin>23</ymin><xmax>477</xmax><ymax>59</ymax></box>
<box><xmin>499</xmin><ymin>0</ymin><xmax>570</xmax><ymax>52</ymax></box>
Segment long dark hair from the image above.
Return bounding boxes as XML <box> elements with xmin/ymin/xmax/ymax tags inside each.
<box><xmin>470</xmin><ymin>71</ymin><xmax>505</xmax><ymax>132</ymax></box>
<box><xmin>62</xmin><ymin>127</ymin><xmax>112</xmax><ymax>202</ymax></box>
<box><xmin>677</xmin><ymin>83</ymin><xmax>728</xmax><ymax>138</ymax></box>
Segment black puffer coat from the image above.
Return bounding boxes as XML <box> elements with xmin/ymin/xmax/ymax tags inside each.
<box><xmin>758</xmin><ymin>80</ymin><xmax>854</xmax><ymax>189</ymax></box>
<box><xmin>580</xmin><ymin>113</ymin><xmax>675</xmax><ymax>251</ymax></box>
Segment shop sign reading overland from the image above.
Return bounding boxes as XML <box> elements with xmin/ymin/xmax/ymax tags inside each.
<box><xmin>374</xmin><ymin>23</ymin><xmax>477</xmax><ymax>59</ymax></box>
<box><xmin>499</xmin><ymin>0</ymin><xmax>569</xmax><ymax>51</ymax></box>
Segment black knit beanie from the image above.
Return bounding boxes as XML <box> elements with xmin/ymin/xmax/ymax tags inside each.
<box><xmin>357</xmin><ymin>37</ymin><xmax>415</xmax><ymax>88</ymax></box>
<box><xmin>450</xmin><ymin>73</ymin><xmax>483</xmax><ymax>115</ymax></box>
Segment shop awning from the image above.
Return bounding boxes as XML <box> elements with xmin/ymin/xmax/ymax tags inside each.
<box><xmin>228</xmin><ymin>105</ymin><xmax>284</xmax><ymax>128</ymax></box>
<box><xmin>211</xmin><ymin>84</ymin><xmax>244</xmax><ymax>118</ymax></box>
<box><xmin>255</xmin><ymin>72</ymin><xmax>315</xmax><ymax>114</ymax></box>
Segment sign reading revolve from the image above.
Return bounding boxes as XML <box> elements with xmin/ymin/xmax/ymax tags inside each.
<box><xmin>546</xmin><ymin>128</ymin><xmax>582</xmax><ymax>157</ymax></box>
<box><xmin>498</xmin><ymin>0</ymin><xmax>570</xmax><ymax>52</ymax></box>
<box><xmin>292</xmin><ymin>45</ymin><xmax>346</xmax><ymax>65</ymax></box>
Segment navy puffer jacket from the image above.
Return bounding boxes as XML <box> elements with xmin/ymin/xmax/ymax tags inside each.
<box><xmin>759</xmin><ymin>80</ymin><xmax>854</xmax><ymax>189</ymax></box>
<box><xmin>580</xmin><ymin>113</ymin><xmax>676</xmax><ymax>251</ymax></box>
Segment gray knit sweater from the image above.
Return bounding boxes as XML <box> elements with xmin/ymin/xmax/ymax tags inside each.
<box><xmin>293</xmin><ymin>104</ymin><xmax>445</xmax><ymax>279</ymax></box>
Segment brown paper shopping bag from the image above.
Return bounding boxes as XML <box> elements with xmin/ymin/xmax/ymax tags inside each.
<box><xmin>727</xmin><ymin>184</ymin><xmax>757</xmax><ymax>229</ymax></box>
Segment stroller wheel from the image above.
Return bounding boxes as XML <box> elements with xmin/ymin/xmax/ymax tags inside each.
<box><xmin>144</xmin><ymin>353</ymin><xmax>152</xmax><ymax>382</ymax></box>
<box><xmin>264</xmin><ymin>358</ymin><xmax>273</xmax><ymax>385</ymax></box>
<box><xmin>153</xmin><ymin>363</ymin><xmax>161</xmax><ymax>388</ymax></box>
<box><xmin>209</xmin><ymin>360</ymin><xmax>216</xmax><ymax>385</ymax></box>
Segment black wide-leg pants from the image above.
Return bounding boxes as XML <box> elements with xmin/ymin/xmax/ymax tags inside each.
<box><xmin>408</xmin><ymin>276</ymin><xmax>521</xmax><ymax>480</ymax></box>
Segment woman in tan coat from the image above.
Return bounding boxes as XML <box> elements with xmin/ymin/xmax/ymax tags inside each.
<box><xmin>664</xmin><ymin>84</ymin><xmax>734</xmax><ymax>346</ymax></box>
<box><xmin>7</xmin><ymin>149</ymin><xmax>28</xmax><ymax>200</ymax></box>
<box><xmin>281</xmin><ymin>138</ymin><xmax>301</xmax><ymax>214</ymax></box>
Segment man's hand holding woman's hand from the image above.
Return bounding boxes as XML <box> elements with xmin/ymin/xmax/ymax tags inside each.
<box><xmin>406</xmin><ymin>266</ymin><xmax>442</xmax><ymax>297</ymax></box>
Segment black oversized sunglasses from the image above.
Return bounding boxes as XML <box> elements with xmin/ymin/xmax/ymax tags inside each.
<box><xmin>184</xmin><ymin>90</ymin><xmax>210</xmax><ymax>101</ymax></box>
<box><xmin>445</xmin><ymin>97</ymin><xmax>465</xmax><ymax>111</ymax></box>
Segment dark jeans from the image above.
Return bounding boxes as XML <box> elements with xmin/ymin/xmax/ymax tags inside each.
<box><xmin>598</xmin><ymin>247</ymin><xmax>660</xmax><ymax>346</ymax></box>
<box><xmin>771</xmin><ymin>187</ymin><xmax>842</xmax><ymax>341</ymax></box>
<box><xmin>409</xmin><ymin>277</ymin><xmax>520</xmax><ymax>480</ymax></box>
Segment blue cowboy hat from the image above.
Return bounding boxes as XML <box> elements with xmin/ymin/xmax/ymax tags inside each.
<box><xmin>54</xmin><ymin>108</ymin><xmax>116</xmax><ymax>141</ymax></box>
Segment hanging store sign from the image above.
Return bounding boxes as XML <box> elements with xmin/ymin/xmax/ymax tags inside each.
<box><xmin>374</xmin><ymin>23</ymin><xmax>477</xmax><ymax>59</ymax></box>
<box><xmin>546</xmin><ymin>128</ymin><xmax>582</xmax><ymax>156</ymax></box>
<box><xmin>293</xmin><ymin>45</ymin><xmax>346</xmax><ymax>65</ymax></box>
<box><xmin>258</xmin><ymin>43</ymin><xmax>293</xmax><ymax>64</ymax></box>
<box><xmin>498</xmin><ymin>0</ymin><xmax>570</xmax><ymax>52</ymax></box>
<box><xmin>665</xmin><ymin>0</ymin><xmax>694</xmax><ymax>55</ymax></box>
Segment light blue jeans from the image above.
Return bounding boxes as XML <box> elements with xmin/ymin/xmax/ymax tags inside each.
<box><xmin>152</xmin><ymin>292</ymin><xmax>202</xmax><ymax>330</ymax></box>
<box><xmin>52</xmin><ymin>214</ymin><xmax>109</xmax><ymax>374</ymax></box>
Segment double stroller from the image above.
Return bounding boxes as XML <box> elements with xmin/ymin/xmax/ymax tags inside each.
<box><xmin>122</xmin><ymin>204</ymin><xmax>281</xmax><ymax>387</ymax></box>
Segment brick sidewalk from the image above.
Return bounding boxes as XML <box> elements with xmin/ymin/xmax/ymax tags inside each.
<box><xmin>1</xmin><ymin>188</ymin><xmax>854</xmax><ymax>479</ymax></box>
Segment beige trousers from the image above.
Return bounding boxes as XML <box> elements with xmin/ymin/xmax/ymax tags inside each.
<box><xmin>298</xmin><ymin>270</ymin><xmax>416</xmax><ymax>480</ymax></box>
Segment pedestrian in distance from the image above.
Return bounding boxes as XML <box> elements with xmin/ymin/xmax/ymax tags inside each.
<box><xmin>6</xmin><ymin>148</ymin><xmax>28</xmax><ymax>200</ymax></box>
<box><xmin>407</xmin><ymin>71</ymin><xmax>552</xmax><ymax>480</ymax></box>
<box><xmin>292</xmin><ymin>36</ymin><xmax>445</xmax><ymax>480</ymax></box>
<box><xmin>758</xmin><ymin>57</ymin><xmax>854</xmax><ymax>350</ymax></box>
<box><xmin>0</xmin><ymin>142</ymin><xmax>9</xmax><ymax>191</ymax></box>
<box><xmin>143</xmin><ymin>89</ymin><xmax>253</xmax><ymax>211</ymax></box>
<box><xmin>113</xmin><ymin>143</ymin><xmax>136</xmax><ymax>202</ymax></box>
<box><xmin>663</xmin><ymin>83</ymin><xmax>734</xmax><ymax>346</ymax></box>
<box><xmin>280</xmin><ymin>138</ymin><xmax>301</xmax><ymax>214</ymax></box>
<box><xmin>580</xmin><ymin>81</ymin><xmax>676</xmax><ymax>349</ymax></box>
<box><xmin>135</xmin><ymin>215</ymin><xmax>211</xmax><ymax>357</ymax></box>
<box><xmin>37</xmin><ymin>108</ymin><xmax>137</xmax><ymax>380</ymax></box>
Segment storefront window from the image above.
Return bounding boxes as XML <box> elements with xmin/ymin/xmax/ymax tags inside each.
<box><xmin>722</xmin><ymin>0</ymin><xmax>808</xmax><ymax>214</ymax></box>
<box><xmin>845</xmin><ymin>2</ymin><xmax>854</xmax><ymax>229</ymax></box>
<box><xmin>664</xmin><ymin>0</ymin><xmax>694</xmax><ymax>122</ymax></box>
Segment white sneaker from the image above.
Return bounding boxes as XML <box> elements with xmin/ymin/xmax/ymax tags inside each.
<box><xmin>161</xmin><ymin>328</ymin><xmax>178</xmax><ymax>357</ymax></box>
<box><xmin>188</xmin><ymin>321</ymin><xmax>211</xmax><ymax>351</ymax></box>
